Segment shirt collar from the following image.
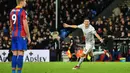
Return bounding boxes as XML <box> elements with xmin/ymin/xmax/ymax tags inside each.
<box><xmin>16</xmin><ymin>6</ymin><xmax>22</xmax><ymax>8</ymax></box>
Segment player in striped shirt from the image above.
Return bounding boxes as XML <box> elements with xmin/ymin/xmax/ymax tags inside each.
<box><xmin>10</xmin><ymin>0</ymin><xmax>31</xmax><ymax>73</ymax></box>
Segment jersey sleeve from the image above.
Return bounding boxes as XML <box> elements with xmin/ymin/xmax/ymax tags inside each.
<box><xmin>91</xmin><ymin>26</ymin><xmax>96</xmax><ymax>34</ymax></box>
<box><xmin>22</xmin><ymin>10</ymin><xmax>27</xmax><ymax>20</ymax></box>
<box><xmin>77</xmin><ymin>24</ymin><xmax>83</xmax><ymax>29</ymax></box>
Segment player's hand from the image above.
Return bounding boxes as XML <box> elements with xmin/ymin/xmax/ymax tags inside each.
<box><xmin>63</xmin><ymin>23</ymin><xmax>69</xmax><ymax>28</ymax></box>
<box><xmin>28</xmin><ymin>38</ymin><xmax>31</xmax><ymax>44</ymax></box>
<box><xmin>100</xmin><ymin>39</ymin><xmax>103</xmax><ymax>43</ymax></box>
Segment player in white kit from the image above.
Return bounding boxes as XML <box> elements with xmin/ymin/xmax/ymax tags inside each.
<box><xmin>63</xmin><ymin>18</ymin><xmax>105</xmax><ymax>69</ymax></box>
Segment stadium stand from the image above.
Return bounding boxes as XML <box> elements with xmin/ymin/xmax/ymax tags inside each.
<box><xmin>60</xmin><ymin>0</ymin><xmax>114</xmax><ymax>25</ymax></box>
<box><xmin>0</xmin><ymin>0</ymin><xmax>130</xmax><ymax>61</ymax></box>
<box><xmin>0</xmin><ymin>0</ymin><xmax>56</xmax><ymax>49</ymax></box>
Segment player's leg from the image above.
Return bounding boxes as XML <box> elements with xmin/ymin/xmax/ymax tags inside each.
<box><xmin>72</xmin><ymin>53</ymin><xmax>86</xmax><ymax>69</ymax></box>
<box><xmin>73</xmin><ymin>43</ymin><xmax>92</xmax><ymax>69</ymax></box>
<box><xmin>77</xmin><ymin>53</ymin><xmax>86</xmax><ymax>66</ymax></box>
<box><xmin>12</xmin><ymin>51</ymin><xmax>18</xmax><ymax>73</ymax></box>
<box><xmin>93</xmin><ymin>50</ymin><xmax>110</xmax><ymax>61</ymax></box>
<box><xmin>93</xmin><ymin>51</ymin><xmax>104</xmax><ymax>56</ymax></box>
<box><xmin>17</xmin><ymin>37</ymin><xmax>27</xmax><ymax>73</ymax></box>
<box><xmin>77</xmin><ymin>44</ymin><xmax>93</xmax><ymax>66</ymax></box>
<box><xmin>104</xmin><ymin>50</ymin><xmax>110</xmax><ymax>58</ymax></box>
<box><xmin>11</xmin><ymin>37</ymin><xmax>18</xmax><ymax>73</ymax></box>
<box><xmin>98</xmin><ymin>50</ymin><xmax>110</xmax><ymax>57</ymax></box>
<box><xmin>17</xmin><ymin>50</ymin><xmax>24</xmax><ymax>73</ymax></box>
<box><xmin>88</xmin><ymin>45</ymin><xmax>95</xmax><ymax>61</ymax></box>
<box><xmin>89</xmin><ymin>50</ymin><xmax>94</xmax><ymax>61</ymax></box>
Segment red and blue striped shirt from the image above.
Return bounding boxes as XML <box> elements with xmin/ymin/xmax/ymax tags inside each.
<box><xmin>10</xmin><ymin>6</ymin><xmax>27</xmax><ymax>37</ymax></box>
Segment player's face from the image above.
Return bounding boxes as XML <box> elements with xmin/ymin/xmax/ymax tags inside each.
<box><xmin>84</xmin><ymin>19</ymin><xmax>90</xmax><ymax>28</ymax></box>
<box><xmin>22</xmin><ymin>0</ymin><xmax>27</xmax><ymax>7</ymax></box>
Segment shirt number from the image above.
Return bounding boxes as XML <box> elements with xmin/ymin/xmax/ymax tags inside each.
<box><xmin>12</xmin><ymin>14</ymin><xmax>17</xmax><ymax>24</ymax></box>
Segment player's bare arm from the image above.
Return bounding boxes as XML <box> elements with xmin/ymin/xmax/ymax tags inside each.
<box><xmin>95</xmin><ymin>33</ymin><xmax>103</xmax><ymax>43</ymax></box>
<box><xmin>63</xmin><ymin>23</ymin><xmax>78</xmax><ymax>28</ymax></box>
<box><xmin>10</xmin><ymin>20</ymin><xmax>12</xmax><ymax>29</ymax></box>
<box><xmin>9</xmin><ymin>20</ymin><xmax>12</xmax><ymax>35</ymax></box>
<box><xmin>23</xmin><ymin>19</ymin><xmax>31</xmax><ymax>44</ymax></box>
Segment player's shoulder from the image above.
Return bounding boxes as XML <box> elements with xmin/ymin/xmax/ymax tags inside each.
<box><xmin>21</xmin><ymin>9</ymin><xmax>27</xmax><ymax>14</ymax></box>
<box><xmin>10</xmin><ymin>8</ymin><xmax>16</xmax><ymax>15</ymax></box>
<box><xmin>10</xmin><ymin>8</ymin><xmax>15</xmax><ymax>13</ymax></box>
<box><xmin>21</xmin><ymin>8</ymin><xmax>26</xmax><ymax>12</ymax></box>
<box><xmin>77</xmin><ymin>23</ymin><xmax>84</xmax><ymax>29</ymax></box>
<box><xmin>89</xmin><ymin>24</ymin><xmax>94</xmax><ymax>28</ymax></box>
<box><xmin>89</xmin><ymin>25</ymin><xmax>95</xmax><ymax>30</ymax></box>
<box><xmin>10</xmin><ymin>8</ymin><xmax>24</xmax><ymax>13</ymax></box>
<box><xmin>79</xmin><ymin>23</ymin><xmax>84</xmax><ymax>26</ymax></box>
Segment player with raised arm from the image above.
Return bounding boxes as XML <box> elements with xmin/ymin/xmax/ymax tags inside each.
<box><xmin>63</xmin><ymin>18</ymin><xmax>105</xmax><ymax>69</ymax></box>
<box><xmin>10</xmin><ymin>0</ymin><xmax>31</xmax><ymax>73</ymax></box>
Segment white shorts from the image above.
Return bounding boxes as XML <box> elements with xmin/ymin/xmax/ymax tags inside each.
<box><xmin>83</xmin><ymin>43</ymin><xmax>94</xmax><ymax>54</ymax></box>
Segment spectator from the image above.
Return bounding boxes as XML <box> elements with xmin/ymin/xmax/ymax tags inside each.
<box><xmin>102</xmin><ymin>28</ymin><xmax>108</xmax><ymax>37</ymax></box>
<box><xmin>126</xmin><ymin>21</ymin><xmax>130</xmax><ymax>30</ymax></box>
<box><xmin>113</xmin><ymin>6</ymin><xmax>121</xmax><ymax>17</ymax></box>
<box><xmin>0</xmin><ymin>0</ymin><xmax>56</xmax><ymax>49</ymax></box>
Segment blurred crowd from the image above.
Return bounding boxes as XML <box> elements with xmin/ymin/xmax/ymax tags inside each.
<box><xmin>94</xmin><ymin>4</ymin><xmax>130</xmax><ymax>38</ymax></box>
<box><xmin>0</xmin><ymin>0</ymin><xmax>56</xmax><ymax>49</ymax></box>
<box><xmin>0</xmin><ymin>0</ymin><xmax>130</xmax><ymax>61</ymax></box>
<box><xmin>60</xmin><ymin>0</ymin><xmax>113</xmax><ymax>25</ymax></box>
<box><xmin>59</xmin><ymin>0</ymin><xmax>130</xmax><ymax>38</ymax></box>
<box><xmin>60</xmin><ymin>0</ymin><xmax>114</xmax><ymax>54</ymax></box>
<box><xmin>60</xmin><ymin>0</ymin><xmax>130</xmax><ymax>61</ymax></box>
<box><xmin>60</xmin><ymin>0</ymin><xmax>130</xmax><ymax>49</ymax></box>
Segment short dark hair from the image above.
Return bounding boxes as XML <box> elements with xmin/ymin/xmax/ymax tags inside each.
<box><xmin>84</xmin><ymin>17</ymin><xmax>89</xmax><ymax>20</ymax></box>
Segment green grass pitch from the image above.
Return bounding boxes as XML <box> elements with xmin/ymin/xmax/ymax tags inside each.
<box><xmin>0</xmin><ymin>62</ymin><xmax>130</xmax><ymax>73</ymax></box>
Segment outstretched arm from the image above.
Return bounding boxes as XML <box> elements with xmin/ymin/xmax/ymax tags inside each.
<box><xmin>63</xmin><ymin>23</ymin><xmax>78</xmax><ymax>28</ymax></box>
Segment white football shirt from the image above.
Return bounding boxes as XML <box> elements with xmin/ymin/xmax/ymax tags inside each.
<box><xmin>78</xmin><ymin>24</ymin><xmax>96</xmax><ymax>45</ymax></box>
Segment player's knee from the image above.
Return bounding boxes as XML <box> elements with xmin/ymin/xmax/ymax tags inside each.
<box><xmin>12</xmin><ymin>50</ymin><xmax>17</xmax><ymax>56</ymax></box>
<box><xmin>18</xmin><ymin>68</ymin><xmax>22</xmax><ymax>70</ymax></box>
<box><xmin>12</xmin><ymin>68</ymin><xmax>16</xmax><ymax>70</ymax></box>
<box><xmin>18</xmin><ymin>50</ymin><xmax>24</xmax><ymax>56</ymax></box>
<box><xmin>89</xmin><ymin>52</ymin><xmax>94</xmax><ymax>57</ymax></box>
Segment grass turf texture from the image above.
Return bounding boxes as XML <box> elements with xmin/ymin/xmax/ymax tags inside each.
<box><xmin>0</xmin><ymin>62</ymin><xmax>130</xmax><ymax>73</ymax></box>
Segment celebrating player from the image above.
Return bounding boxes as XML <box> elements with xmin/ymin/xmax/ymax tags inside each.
<box><xmin>63</xmin><ymin>18</ymin><xmax>104</xmax><ymax>69</ymax></box>
<box><xmin>10</xmin><ymin>0</ymin><xmax>31</xmax><ymax>73</ymax></box>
